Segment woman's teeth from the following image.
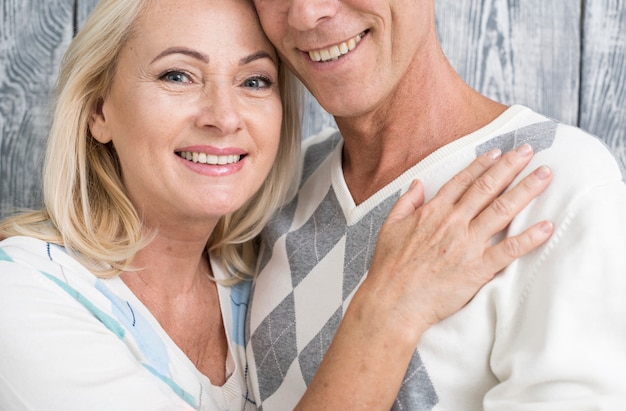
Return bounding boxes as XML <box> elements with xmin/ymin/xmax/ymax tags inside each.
<box><xmin>179</xmin><ymin>151</ymin><xmax>241</xmax><ymax>165</ymax></box>
<box><xmin>308</xmin><ymin>32</ymin><xmax>365</xmax><ymax>62</ymax></box>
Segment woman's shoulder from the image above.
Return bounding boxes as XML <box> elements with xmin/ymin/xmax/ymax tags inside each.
<box><xmin>0</xmin><ymin>236</ymin><xmax>60</xmax><ymax>280</ymax></box>
<box><xmin>0</xmin><ymin>236</ymin><xmax>107</xmax><ymax>313</ymax></box>
<box><xmin>0</xmin><ymin>236</ymin><xmax>95</xmax><ymax>280</ymax></box>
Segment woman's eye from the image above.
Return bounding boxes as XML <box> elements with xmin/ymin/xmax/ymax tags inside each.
<box><xmin>243</xmin><ymin>76</ymin><xmax>273</xmax><ymax>90</ymax></box>
<box><xmin>160</xmin><ymin>70</ymin><xmax>191</xmax><ymax>84</ymax></box>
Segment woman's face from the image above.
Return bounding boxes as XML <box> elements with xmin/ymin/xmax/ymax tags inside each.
<box><xmin>90</xmin><ymin>0</ymin><xmax>282</xmax><ymax>232</ymax></box>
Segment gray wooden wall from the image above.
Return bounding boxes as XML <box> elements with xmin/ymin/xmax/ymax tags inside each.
<box><xmin>1</xmin><ymin>0</ymin><xmax>625</xmax><ymax>218</ymax></box>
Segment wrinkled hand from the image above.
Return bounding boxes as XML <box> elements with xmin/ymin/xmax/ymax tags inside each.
<box><xmin>362</xmin><ymin>144</ymin><xmax>553</xmax><ymax>342</ymax></box>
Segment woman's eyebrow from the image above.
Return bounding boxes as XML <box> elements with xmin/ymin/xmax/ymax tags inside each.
<box><xmin>240</xmin><ymin>51</ymin><xmax>276</xmax><ymax>66</ymax></box>
<box><xmin>151</xmin><ymin>47</ymin><xmax>209</xmax><ymax>64</ymax></box>
<box><xmin>150</xmin><ymin>48</ymin><xmax>275</xmax><ymax>66</ymax></box>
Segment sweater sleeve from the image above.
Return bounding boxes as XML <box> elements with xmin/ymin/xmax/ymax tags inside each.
<box><xmin>485</xmin><ymin>179</ymin><xmax>626</xmax><ymax>410</ymax></box>
<box><xmin>0</xmin><ymin>255</ymin><xmax>195</xmax><ymax>411</ymax></box>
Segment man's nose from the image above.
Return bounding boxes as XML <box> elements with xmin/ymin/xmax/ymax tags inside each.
<box><xmin>287</xmin><ymin>0</ymin><xmax>338</xmax><ymax>31</ymax></box>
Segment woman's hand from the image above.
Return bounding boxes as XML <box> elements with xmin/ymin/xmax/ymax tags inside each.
<box><xmin>365</xmin><ymin>143</ymin><xmax>553</xmax><ymax>339</ymax></box>
<box><xmin>296</xmin><ymin>144</ymin><xmax>553</xmax><ymax>410</ymax></box>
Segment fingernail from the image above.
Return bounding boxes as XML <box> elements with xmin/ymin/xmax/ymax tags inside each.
<box><xmin>534</xmin><ymin>165</ymin><xmax>551</xmax><ymax>179</ymax></box>
<box><xmin>515</xmin><ymin>143</ymin><xmax>533</xmax><ymax>157</ymax></box>
<box><xmin>409</xmin><ymin>179</ymin><xmax>419</xmax><ymax>190</ymax></box>
<box><xmin>516</xmin><ymin>143</ymin><xmax>533</xmax><ymax>156</ymax></box>
<box><xmin>540</xmin><ymin>221</ymin><xmax>554</xmax><ymax>234</ymax></box>
<box><xmin>487</xmin><ymin>148</ymin><xmax>502</xmax><ymax>160</ymax></box>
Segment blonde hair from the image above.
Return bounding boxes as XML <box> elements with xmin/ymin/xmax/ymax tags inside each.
<box><xmin>0</xmin><ymin>0</ymin><xmax>302</xmax><ymax>282</ymax></box>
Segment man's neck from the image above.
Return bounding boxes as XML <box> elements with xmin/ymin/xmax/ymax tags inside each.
<box><xmin>335</xmin><ymin>59</ymin><xmax>506</xmax><ymax>205</ymax></box>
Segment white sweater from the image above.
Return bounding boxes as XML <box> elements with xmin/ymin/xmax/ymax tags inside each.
<box><xmin>246</xmin><ymin>106</ymin><xmax>626</xmax><ymax>410</ymax></box>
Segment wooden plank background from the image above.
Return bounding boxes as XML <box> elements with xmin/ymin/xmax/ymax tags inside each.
<box><xmin>1</xmin><ymin>0</ymin><xmax>625</xmax><ymax>218</ymax></box>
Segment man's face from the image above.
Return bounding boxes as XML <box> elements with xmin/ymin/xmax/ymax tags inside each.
<box><xmin>253</xmin><ymin>0</ymin><xmax>432</xmax><ymax>118</ymax></box>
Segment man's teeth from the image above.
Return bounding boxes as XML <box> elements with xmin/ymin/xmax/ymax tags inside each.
<box><xmin>308</xmin><ymin>32</ymin><xmax>364</xmax><ymax>62</ymax></box>
<box><xmin>180</xmin><ymin>151</ymin><xmax>241</xmax><ymax>165</ymax></box>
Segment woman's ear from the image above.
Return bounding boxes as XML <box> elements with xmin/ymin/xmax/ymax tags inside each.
<box><xmin>88</xmin><ymin>99</ymin><xmax>112</xmax><ymax>144</ymax></box>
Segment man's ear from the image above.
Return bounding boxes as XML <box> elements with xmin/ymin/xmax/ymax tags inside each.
<box><xmin>88</xmin><ymin>99</ymin><xmax>112</xmax><ymax>144</ymax></box>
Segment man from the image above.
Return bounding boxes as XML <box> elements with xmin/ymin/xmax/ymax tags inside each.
<box><xmin>246</xmin><ymin>1</ymin><xmax>626</xmax><ymax>409</ymax></box>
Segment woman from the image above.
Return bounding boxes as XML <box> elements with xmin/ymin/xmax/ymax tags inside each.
<box><xmin>0</xmin><ymin>0</ymin><xmax>552</xmax><ymax>409</ymax></box>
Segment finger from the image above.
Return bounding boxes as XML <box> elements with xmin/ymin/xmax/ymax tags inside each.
<box><xmin>435</xmin><ymin>148</ymin><xmax>502</xmax><ymax>204</ymax></box>
<box><xmin>471</xmin><ymin>165</ymin><xmax>552</xmax><ymax>235</ymax></box>
<box><xmin>384</xmin><ymin>180</ymin><xmax>425</xmax><ymax>225</ymax></box>
<box><xmin>455</xmin><ymin>144</ymin><xmax>535</xmax><ymax>218</ymax></box>
<box><xmin>483</xmin><ymin>220</ymin><xmax>554</xmax><ymax>272</ymax></box>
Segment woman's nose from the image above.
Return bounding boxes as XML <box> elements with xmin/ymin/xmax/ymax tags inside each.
<box><xmin>196</xmin><ymin>87</ymin><xmax>243</xmax><ymax>135</ymax></box>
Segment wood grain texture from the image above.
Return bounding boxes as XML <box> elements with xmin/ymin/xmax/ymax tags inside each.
<box><xmin>0</xmin><ymin>0</ymin><xmax>74</xmax><ymax>216</ymax></box>
<box><xmin>76</xmin><ymin>0</ymin><xmax>101</xmax><ymax>30</ymax></box>
<box><xmin>301</xmin><ymin>90</ymin><xmax>337</xmax><ymax>140</ymax></box>
<box><xmin>436</xmin><ymin>0</ymin><xmax>581</xmax><ymax>126</ymax></box>
<box><xmin>580</xmin><ymin>0</ymin><xmax>626</xmax><ymax>164</ymax></box>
